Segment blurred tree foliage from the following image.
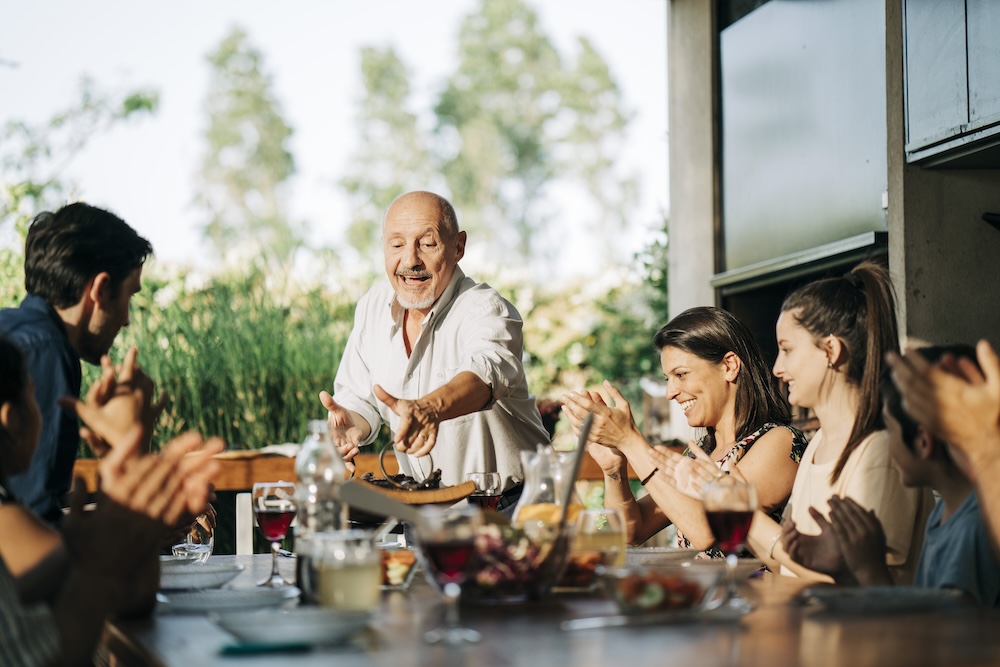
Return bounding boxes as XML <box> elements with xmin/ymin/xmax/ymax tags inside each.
<box><xmin>341</xmin><ymin>0</ymin><xmax>638</xmax><ymax>271</ymax></box>
<box><xmin>340</xmin><ymin>46</ymin><xmax>436</xmax><ymax>268</ymax></box>
<box><xmin>0</xmin><ymin>78</ymin><xmax>158</xmax><ymax>305</ymax></box>
<box><xmin>195</xmin><ymin>26</ymin><xmax>301</xmax><ymax>268</ymax></box>
<box><xmin>112</xmin><ymin>270</ymin><xmax>355</xmax><ymax>449</ymax></box>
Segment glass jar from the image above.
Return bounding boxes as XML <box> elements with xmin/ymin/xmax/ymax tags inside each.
<box><xmin>298</xmin><ymin>530</ymin><xmax>381</xmax><ymax>612</ymax></box>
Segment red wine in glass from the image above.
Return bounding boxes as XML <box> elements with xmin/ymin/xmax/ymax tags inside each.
<box><xmin>424</xmin><ymin>538</ymin><xmax>477</xmax><ymax>585</ymax></box>
<box><xmin>705</xmin><ymin>509</ymin><xmax>754</xmax><ymax>554</ymax></box>
<box><xmin>255</xmin><ymin>508</ymin><xmax>296</xmax><ymax>542</ymax></box>
<box><xmin>468</xmin><ymin>493</ymin><xmax>503</xmax><ymax>511</ymax></box>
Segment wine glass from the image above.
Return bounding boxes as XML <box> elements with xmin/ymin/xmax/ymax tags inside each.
<box><xmin>701</xmin><ymin>475</ymin><xmax>758</xmax><ymax>613</ymax></box>
<box><xmin>416</xmin><ymin>505</ymin><xmax>483</xmax><ymax>644</ymax></box>
<box><xmin>466</xmin><ymin>472</ymin><xmax>503</xmax><ymax>510</ymax></box>
<box><xmin>574</xmin><ymin>508</ymin><xmax>626</xmax><ymax>568</ymax></box>
<box><xmin>252</xmin><ymin>481</ymin><xmax>297</xmax><ymax>587</ymax></box>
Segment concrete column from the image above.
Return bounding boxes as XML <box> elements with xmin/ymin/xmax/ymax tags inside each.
<box><xmin>667</xmin><ymin>0</ymin><xmax>719</xmax><ymax>319</ymax></box>
<box><xmin>666</xmin><ymin>0</ymin><xmax>718</xmax><ymax>442</ymax></box>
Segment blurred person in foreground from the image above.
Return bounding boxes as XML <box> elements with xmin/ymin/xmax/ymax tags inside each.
<box><xmin>887</xmin><ymin>339</ymin><xmax>1000</xmax><ymax>556</ymax></box>
<box><xmin>319</xmin><ymin>191</ymin><xmax>548</xmax><ymax>503</ymax></box>
<box><xmin>787</xmin><ymin>345</ymin><xmax>999</xmax><ymax>605</ymax></box>
<box><xmin>0</xmin><ymin>336</ymin><xmax>221</xmax><ymax>666</ymax></box>
<box><xmin>0</xmin><ymin>203</ymin><xmax>155</xmax><ymax>525</ymax></box>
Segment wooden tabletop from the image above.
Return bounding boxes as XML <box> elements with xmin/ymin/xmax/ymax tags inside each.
<box><xmin>74</xmin><ymin>451</ymin><xmax>637</xmax><ymax>492</ymax></box>
<box><xmin>103</xmin><ymin>554</ymin><xmax>1000</xmax><ymax>667</ymax></box>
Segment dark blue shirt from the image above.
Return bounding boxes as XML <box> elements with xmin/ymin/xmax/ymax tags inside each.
<box><xmin>0</xmin><ymin>295</ymin><xmax>81</xmax><ymax>525</ymax></box>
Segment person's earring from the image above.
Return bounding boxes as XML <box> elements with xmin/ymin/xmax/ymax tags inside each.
<box><xmin>827</xmin><ymin>360</ymin><xmax>833</xmax><ymax>369</ymax></box>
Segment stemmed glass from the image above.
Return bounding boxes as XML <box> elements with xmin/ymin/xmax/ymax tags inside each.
<box><xmin>252</xmin><ymin>481</ymin><xmax>297</xmax><ymax>588</ymax></box>
<box><xmin>701</xmin><ymin>475</ymin><xmax>758</xmax><ymax>613</ymax></box>
<box><xmin>416</xmin><ymin>505</ymin><xmax>483</xmax><ymax>644</ymax></box>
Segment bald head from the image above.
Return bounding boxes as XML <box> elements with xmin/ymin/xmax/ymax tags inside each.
<box><xmin>382</xmin><ymin>191</ymin><xmax>459</xmax><ymax>238</ymax></box>
<box><xmin>381</xmin><ymin>190</ymin><xmax>466</xmax><ymax>314</ymax></box>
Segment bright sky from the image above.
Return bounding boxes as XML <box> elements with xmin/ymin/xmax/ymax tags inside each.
<box><xmin>1</xmin><ymin>0</ymin><xmax>668</xmax><ymax>280</ymax></box>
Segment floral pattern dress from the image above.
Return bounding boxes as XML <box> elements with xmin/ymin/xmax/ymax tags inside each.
<box><xmin>675</xmin><ymin>422</ymin><xmax>808</xmax><ymax>559</ymax></box>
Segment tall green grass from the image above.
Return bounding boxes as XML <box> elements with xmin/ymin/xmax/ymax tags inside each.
<box><xmin>95</xmin><ymin>269</ymin><xmax>357</xmax><ymax>450</ymax></box>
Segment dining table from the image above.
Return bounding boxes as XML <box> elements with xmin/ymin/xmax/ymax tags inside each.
<box><xmin>102</xmin><ymin>552</ymin><xmax>1000</xmax><ymax>667</ymax></box>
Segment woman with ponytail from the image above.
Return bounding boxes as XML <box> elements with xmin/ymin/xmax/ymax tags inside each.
<box><xmin>745</xmin><ymin>261</ymin><xmax>934</xmax><ymax>583</ymax></box>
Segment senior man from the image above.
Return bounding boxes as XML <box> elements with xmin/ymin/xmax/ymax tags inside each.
<box><xmin>319</xmin><ymin>191</ymin><xmax>548</xmax><ymax>504</ymax></box>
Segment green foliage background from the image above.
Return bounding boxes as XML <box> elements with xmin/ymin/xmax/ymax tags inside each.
<box><xmin>0</xmin><ymin>0</ymin><xmax>670</xmax><ymax>456</ymax></box>
<box><xmin>116</xmin><ymin>270</ymin><xmax>355</xmax><ymax>449</ymax></box>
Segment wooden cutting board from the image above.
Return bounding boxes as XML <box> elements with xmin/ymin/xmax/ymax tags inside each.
<box><xmin>352</xmin><ymin>477</ymin><xmax>477</xmax><ymax>505</ymax></box>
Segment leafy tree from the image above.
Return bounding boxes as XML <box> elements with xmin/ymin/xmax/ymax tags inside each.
<box><xmin>431</xmin><ymin>0</ymin><xmax>640</xmax><ymax>271</ymax></box>
<box><xmin>560</xmin><ymin>37</ymin><xmax>639</xmax><ymax>270</ymax></box>
<box><xmin>434</xmin><ymin>0</ymin><xmax>564</xmax><ymax>263</ymax></box>
<box><xmin>340</xmin><ymin>46</ymin><xmax>435</xmax><ymax>267</ymax></box>
<box><xmin>195</xmin><ymin>26</ymin><xmax>299</xmax><ymax>267</ymax></box>
<box><xmin>0</xmin><ymin>78</ymin><xmax>158</xmax><ymax>306</ymax></box>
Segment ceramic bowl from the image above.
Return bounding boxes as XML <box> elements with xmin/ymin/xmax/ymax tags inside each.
<box><xmin>211</xmin><ymin>607</ymin><xmax>370</xmax><ymax>646</ymax></box>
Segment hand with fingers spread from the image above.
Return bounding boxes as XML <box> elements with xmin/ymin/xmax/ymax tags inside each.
<box><xmin>59</xmin><ymin>347</ymin><xmax>167</xmax><ymax>453</ymax></box>
<box><xmin>780</xmin><ymin>506</ymin><xmax>848</xmax><ymax>578</ymax></box>
<box><xmin>826</xmin><ymin>496</ymin><xmax>892</xmax><ymax>585</ymax></box>
<box><xmin>649</xmin><ymin>443</ymin><xmax>719</xmax><ymax>500</ymax></box>
<box><xmin>319</xmin><ymin>391</ymin><xmax>366</xmax><ymax>472</ymax></box>
<box><xmin>887</xmin><ymin>340</ymin><xmax>1000</xmax><ymax>466</ymax></box>
<box><xmin>561</xmin><ymin>381</ymin><xmax>643</xmax><ymax>452</ymax></box>
<box><xmin>374</xmin><ymin>385</ymin><xmax>441</xmax><ymax>458</ymax></box>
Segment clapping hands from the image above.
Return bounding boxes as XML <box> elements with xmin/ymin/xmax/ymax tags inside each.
<box><xmin>59</xmin><ymin>347</ymin><xmax>166</xmax><ymax>456</ymax></box>
<box><xmin>562</xmin><ymin>381</ymin><xmax>641</xmax><ymax>450</ymax></box>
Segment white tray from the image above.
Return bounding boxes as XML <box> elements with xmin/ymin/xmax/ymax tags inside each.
<box><xmin>800</xmin><ymin>585</ymin><xmax>967</xmax><ymax>614</ymax></box>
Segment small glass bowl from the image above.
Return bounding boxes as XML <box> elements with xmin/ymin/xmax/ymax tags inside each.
<box><xmin>597</xmin><ymin>562</ymin><xmax>722</xmax><ymax>614</ymax></box>
<box><xmin>380</xmin><ymin>544</ymin><xmax>419</xmax><ymax>591</ymax></box>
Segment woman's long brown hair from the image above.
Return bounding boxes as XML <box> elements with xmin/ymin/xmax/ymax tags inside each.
<box><xmin>781</xmin><ymin>261</ymin><xmax>900</xmax><ymax>483</ymax></box>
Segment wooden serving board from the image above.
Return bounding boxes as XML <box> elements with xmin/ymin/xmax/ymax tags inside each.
<box><xmin>352</xmin><ymin>477</ymin><xmax>476</xmax><ymax>505</ymax></box>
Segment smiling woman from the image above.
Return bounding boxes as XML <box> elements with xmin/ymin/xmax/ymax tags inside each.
<box><xmin>562</xmin><ymin>306</ymin><xmax>807</xmax><ymax>554</ymax></box>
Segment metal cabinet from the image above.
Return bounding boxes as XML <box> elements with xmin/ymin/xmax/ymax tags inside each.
<box><xmin>904</xmin><ymin>0</ymin><xmax>1000</xmax><ymax>165</ymax></box>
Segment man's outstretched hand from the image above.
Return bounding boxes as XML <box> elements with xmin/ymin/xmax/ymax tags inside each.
<box><xmin>319</xmin><ymin>391</ymin><xmax>364</xmax><ymax>472</ymax></box>
<box><xmin>374</xmin><ymin>385</ymin><xmax>440</xmax><ymax>458</ymax></box>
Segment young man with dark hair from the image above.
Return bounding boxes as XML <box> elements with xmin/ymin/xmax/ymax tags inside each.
<box><xmin>0</xmin><ymin>203</ymin><xmax>153</xmax><ymax>524</ymax></box>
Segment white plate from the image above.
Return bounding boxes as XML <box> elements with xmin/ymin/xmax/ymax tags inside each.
<box><xmin>159</xmin><ymin>563</ymin><xmax>244</xmax><ymax>590</ymax></box>
<box><xmin>625</xmin><ymin>547</ymin><xmax>701</xmax><ymax>567</ymax></box>
<box><xmin>211</xmin><ymin>607</ymin><xmax>371</xmax><ymax>646</ymax></box>
<box><xmin>157</xmin><ymin>586</ymin><xmax>299</xmax><ymax>613</ymax></box>
<box><xmin>680</xmin><ymin>558</ymin><xmax>764</xmax><ymax>580</ymax></box>
<box><xmin>800</xmin><ymin>585</ymin><xmax>967</xmax><ymax>614</ymax></box>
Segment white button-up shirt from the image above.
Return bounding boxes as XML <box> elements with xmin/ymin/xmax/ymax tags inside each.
<box><xmin>333</xmin><ymin>266</ymin><xmax>549</xmax><ymax>490</ymax></box>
